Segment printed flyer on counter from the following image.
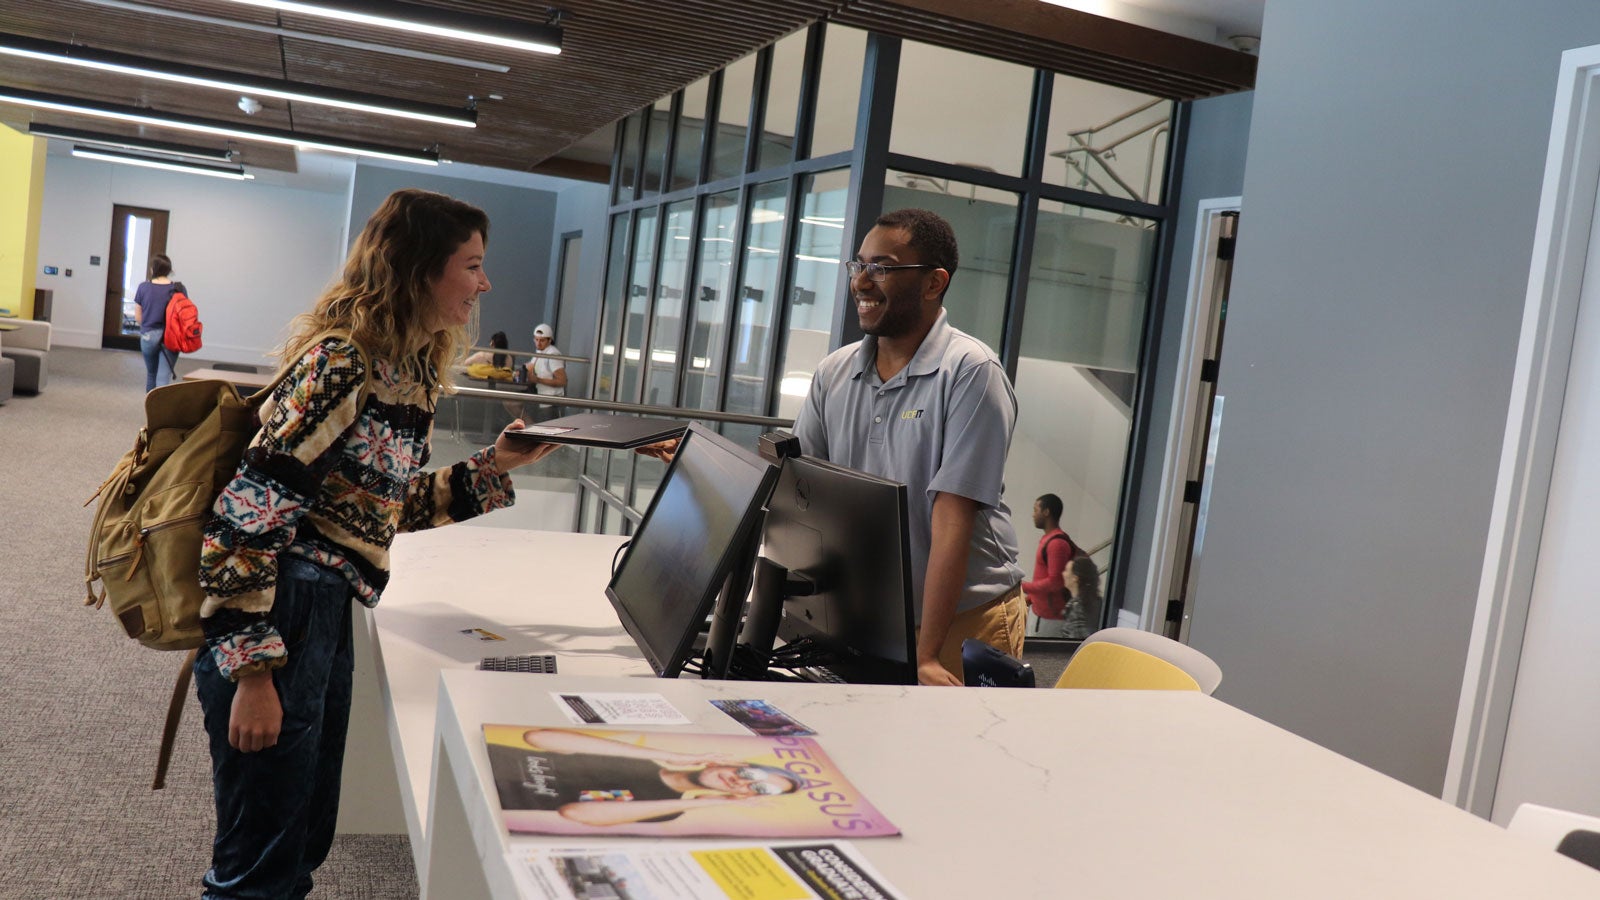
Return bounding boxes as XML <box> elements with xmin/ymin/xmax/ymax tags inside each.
<box><xmin>510</xmin><ymin>841</ymin><xmax>904</xmax><ymax>900</ymax></box>
<box><xmin>483</xmin><ymin>725</ymin><xmax>899</xmax><ymax>838</ymax></box>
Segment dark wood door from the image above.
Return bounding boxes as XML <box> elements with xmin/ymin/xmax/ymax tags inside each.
<box><xmin>103</xmin><ymin>204</ymin><xmax>170</xmax><ymax>351</ymax></box>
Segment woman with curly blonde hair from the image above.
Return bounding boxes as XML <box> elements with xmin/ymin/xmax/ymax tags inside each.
<box><xmin>193</xmin><ymin>188</ymin><xmax>556</xmax><ymax>899</ymax></box>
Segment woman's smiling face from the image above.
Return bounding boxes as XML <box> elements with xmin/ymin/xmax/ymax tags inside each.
<box><xmin>426</xmin><ymin>231</ymin><xmax>490</xmax><ymax>330</ymax></box>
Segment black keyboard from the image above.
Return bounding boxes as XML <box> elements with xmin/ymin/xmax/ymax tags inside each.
<box><xmin>801</xmin><ymin>665</ymin><xmax>847</xmax><ymax>684</ymax></box>
<box><xmin>479</xmin><ymin>654</ymin><xmax>558</xmax><ymax>674</ymax></box>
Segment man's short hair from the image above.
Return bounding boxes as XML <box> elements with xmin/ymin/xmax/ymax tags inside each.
<box><xmin>876</xmin><ymin>208</ymin><xmax>958</xmax><ymax>288</ymax></box>
<box><xmin>1037</xmin><ymin>493</ymin><xmax>1063</xmax><ymax>522</ymax></box>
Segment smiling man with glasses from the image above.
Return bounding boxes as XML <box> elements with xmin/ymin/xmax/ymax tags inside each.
<box><xmin>791</xmin><ymin>208</ymin><xmax>1025</xmax><ymax>687</ymax></box>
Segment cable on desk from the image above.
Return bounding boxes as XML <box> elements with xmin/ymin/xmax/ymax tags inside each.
<box><xmin>610</xmin><ymin>539</ymin><xmax>631</xmax><ymax>577</ymax></box>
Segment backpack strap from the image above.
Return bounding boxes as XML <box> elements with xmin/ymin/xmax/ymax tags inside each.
<box><xmin>153</xmin><ymin>648</ymin><xmax>198</xmax><ymax>790</ymax></box>
<box><xmin>1044</xmin><ymin>531</ymin><xmax>1077</xmax><ymax>557</ymax></box>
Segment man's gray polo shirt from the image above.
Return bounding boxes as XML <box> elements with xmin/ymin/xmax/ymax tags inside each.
<box><xmin>791</xmin><ymin>308</ymin><xmax>1023</xmax><ymax>621</ymax></box>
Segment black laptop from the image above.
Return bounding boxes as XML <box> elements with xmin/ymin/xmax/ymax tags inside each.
<box><xmin>503</xmin><ymin>412</ymin><xmax>685</xmax><ymax>449</ymax></box>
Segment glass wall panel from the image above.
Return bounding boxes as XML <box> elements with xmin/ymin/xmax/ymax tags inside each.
<box><xmin>640</xmin><ymin>96</ymin><xmax>672</xmax><ymax>200</ymax></box>
<box><xmin>883</xmin><ymin>170</ymin><xmax>1017</xmax><ymax>351</ymax></box>
<box><xmin>645</xmin><ymin>200</ymin><xmax>695</xmax><ymax>407</ymax></box>
<box><xmin>684</xmin><ymin>190</ymin><xmax>741</xmax><ymax>410</ymax></box>
<box><xmin>613</xmin><ymin>112</ymin><xmax>640</xmax><ymax>204</ymax></box>
<box><xmin>672</xmin><ymin>77</ymin><xmax>711</xmax><ymax>191</ymax></box>
<box><xmin>580</xmin><ymin>486</ymin><xmax>602</xmax><ymax>533</ymax></box>
<box><xmin>1006</xmin><ymin>200</ymin><xmax>1158</xmax><ymax>635</ymax></box>
<box><xmin>809</xmin><ymin>25</ymin><xmax>866</xmax><ymax>158</ymax></box>
<box><xmin>606</xmin><ymin>448</ymin><xmax>632</xmax><ymax>507</ymax></box>
<box><xmin>891</xmin><ymin>39</ymin><xmax>1033</xmax><ymax>175</ymax></box>
<box><xmin>1046</xmin><ymin>73</ymin><xmax>1174</xmax><ymax>204</ymax></box>
<box><xmin>595</xmin><ymin>213</ymin><xmax>631</xmax><ymax>398</ymax></box>
<box><xmin>775</xmin><ymin>169</ymin><xmax>849</xmax><ymax>420</ymax></box>
<box><xmin>619</xmin><ymin>207</ymin><xmax>658</xmax><ymax>403</ymax></box>
<box><xmin>757</xmin><ymin>29</ymin><xmax>807</xmax><ymax>170</ymax></box>
<box><xmin>709</xmin><ymin>54</ymin><xmax>757</xmax><ymax>182</ymax></box>
<box><xmin>629</xmin><ymin>453</ymin><xmax>668</xmax><ymax>516</ymax></box>
<box><xmin>726</xmin><ymin>181</ymin><xmax>788</xmax><ymax>416</ymax></box>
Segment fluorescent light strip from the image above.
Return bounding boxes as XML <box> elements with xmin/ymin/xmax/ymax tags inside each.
<box><xmin>72</xmin><ymin>146</ymin><xmax>254</xmax><ymax>180</ymax></box>
<box><xmin>0</xmin><ymin>36</ymin><xmax>474</xmax><ymax>128</ymax></box>
<box><xmin>0</xmin><ymin>88</ymin><xmax>438</xmax><ymax>165</ymax></box>
<box><xmin>217</xmin><ymin>0</ymin><xmax>561</xmax><ymax>55</ymax></box>
<box><xmin>76</xmin><ymin>0</ymin><xmax>509</xmax><ymax>73</ymax></box>
<box><xmin>27</xmin><ymin>123</ymin><xmax>234</xmax><ymax>162</ymax></box>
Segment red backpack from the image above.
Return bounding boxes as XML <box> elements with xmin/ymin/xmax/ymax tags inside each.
<box><xmin>163</xmin><ymin>288</ymin><xmax>203</xmax><ymax>353</ymax></box>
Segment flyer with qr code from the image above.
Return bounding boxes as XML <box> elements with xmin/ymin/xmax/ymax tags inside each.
<box><xmin>509</xmin><ymin>841</ymin><xmax>904</xmax><ymax>900</ymax></box>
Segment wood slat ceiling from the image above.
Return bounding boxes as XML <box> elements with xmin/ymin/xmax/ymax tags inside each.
<box><xmin>0</xmin><ymin>0</ymin><xmax>1253</xmax><ymax>179</ymax></box>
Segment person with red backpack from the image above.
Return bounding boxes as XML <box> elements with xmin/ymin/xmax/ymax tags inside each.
<box><xmin>1021</xmin><ymin>493</ymin><xmax>1077</xmax><ymax>639</ymax></box>
<box><xmin>132</xmin><ymin>254</ymin><xmax>179</xmax><ymax>391</ymax></box>
<box><xmin>163</xmin><ymin>281</ymin><xmax>203</xmax><ymax>357</ymax></box>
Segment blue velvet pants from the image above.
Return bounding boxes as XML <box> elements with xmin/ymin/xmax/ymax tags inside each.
<box><xmin>194</xmin><ymin>557</ymin><xmax>355</xmax><ymax>900</ymax></box>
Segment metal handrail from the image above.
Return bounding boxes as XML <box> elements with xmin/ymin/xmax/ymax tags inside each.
<box><xmin>450</xmin><ymin>384</ymin><xmax>794</xmax><ymax>429</ymax></box>
<box><xmin>464</xmin><ymin>346</ymin><xmax>590</xmax><ymax>364</ymax></box>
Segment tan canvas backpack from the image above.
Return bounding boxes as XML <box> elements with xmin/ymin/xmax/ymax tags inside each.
<box><xmin>84</xmin><ymin>332</ymin><xmax>365</xmax><ymax>787</ymax></box>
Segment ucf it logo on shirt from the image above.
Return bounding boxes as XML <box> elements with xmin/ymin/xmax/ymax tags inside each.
<box><xmin>900</xmin><ymin>409</ymin><xmax>924</xmax><ymax>420</ymax></box>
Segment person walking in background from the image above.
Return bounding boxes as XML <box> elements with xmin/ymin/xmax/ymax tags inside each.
<box><xmin>523</xmin><ymin>322</ymin><xmax>567</xmax><ymax>422</ymax></box>
<box><xmin>193</xmin><ymin>189</ymin><xmax>561</xmax><ymax>900</ymax></box>
<box><xmin>134</xmin><ymin>253</ymin><xmax>178</xmax><ymax>391</ymax></box>
<box><xmin>1021</xmin><ymin>493</ymin><xmax>1075</xmax><ymax>639</ymax></box>
<box><xmin>1062</xmin><ymin>555</ymin><xmax>1103</xmax><ymax>640</ymax></box>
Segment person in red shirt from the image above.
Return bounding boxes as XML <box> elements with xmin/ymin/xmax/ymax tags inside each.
<box><xmin>1021</xmin><ymin>493</ymin><xmax>1075</xmax><ymax>638</ymax></box>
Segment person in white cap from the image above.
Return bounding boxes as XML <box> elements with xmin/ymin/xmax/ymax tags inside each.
<box><xmin>523</xmin><ymin>322</ymin><xmax>567</xmax><ymax>421</ymax></box>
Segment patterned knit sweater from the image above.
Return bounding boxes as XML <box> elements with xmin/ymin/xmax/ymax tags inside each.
<box><xmin>199</xmin><ymin>336</ymin><xmax>514</xmax><ymax>680</ymax></box>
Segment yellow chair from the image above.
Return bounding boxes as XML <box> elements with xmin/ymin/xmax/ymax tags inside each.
<box><xmin>1053</xmin><ymin>627</ymin><xmax>1223</xmax><ymax>694</ymax></box>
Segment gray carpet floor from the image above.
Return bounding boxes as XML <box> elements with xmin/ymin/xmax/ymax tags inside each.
<box><xmin>0</xmin><ymin>347</ymin><xmax>417</xmax><ymax>899</ymax></box>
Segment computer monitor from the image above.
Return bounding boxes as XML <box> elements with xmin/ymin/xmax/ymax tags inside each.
<box><xmin>605</xmin><ymin>423</ymin><xmax>779</xmax><ymax>678</ymax></box>
<box><xmin>735</xmin><ymin>453</ymin><xmax>916</xmax><ymax>685</ymax></box>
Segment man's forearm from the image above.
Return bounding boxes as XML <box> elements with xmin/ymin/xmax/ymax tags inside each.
<box><xmin>919</xmin><ymin>492</ymin><xmax>978</xmax><ymax>671</ymax></box>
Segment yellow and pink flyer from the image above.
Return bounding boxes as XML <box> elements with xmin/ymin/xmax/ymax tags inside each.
<box><xmin>483</xmin><ymin>725</ymin><xmax>900</xmax><ymax>839</ymax></box>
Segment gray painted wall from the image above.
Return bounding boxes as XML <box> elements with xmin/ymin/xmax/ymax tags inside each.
<box><xmin>1123</xmin><ymin>90</ymin><xmax>1254</xmax><ymax>619</ymax></box>
<box><xmin>349</xmin><ymin>165</ymin><xmax>558</xmax><ymax>353</ymax></box>
<box><xmin>1186</xmin><ymin>0</ymin><xmax>1600</xmax><ymax>793</ymax></box>
<box><xmin>547</xmin><ymin>181</ymin><xmax>610</xmax><ymax>395</ymax></box>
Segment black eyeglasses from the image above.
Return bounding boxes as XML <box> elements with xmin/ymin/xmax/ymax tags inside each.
<box><xmin>845</xmin><ymin>261</ymin><xmax>936</xmax><ymax>282</ymax></box>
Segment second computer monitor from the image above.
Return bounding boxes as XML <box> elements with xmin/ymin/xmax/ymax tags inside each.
<box><xmin>605</xmin><ymin>423</ymin><xmax>777</xmax><ymax>678</ymax></box>
<box><xmin>755</xmin><ymin>454</ymin><xmax>916</xmax><ymax>685</ymax></box>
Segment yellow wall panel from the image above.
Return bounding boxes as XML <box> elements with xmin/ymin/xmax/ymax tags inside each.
<box><xmin>0</xmin><ymin>126</ymin><xmax>46</xmax><ymax>318</ymax></box>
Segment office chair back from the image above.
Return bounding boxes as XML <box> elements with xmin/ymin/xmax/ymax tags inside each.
<box><xmin>1508</xmin><ymin>803</ymin><xmax>1600</xmax><ymax>872</ymax></box>
<box><xmin>1053</xmin><ymin>627</ymin><xmax>1223</xmax><ymax>694</ymax></box>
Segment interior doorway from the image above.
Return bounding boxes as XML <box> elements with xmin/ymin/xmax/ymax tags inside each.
<box><xmin>1142</xmin><ymin>198</ymin><xmax>1239</xmax><ymax>640</ymax></box>
<box><xmin>1447</xmin><ymin>44</ymin><xmax>1600</xmax><ymax>822</ymax></box>
<box><xmin>102</xmin><ymin>204</ymin><xmax>170</xmax><ymax>351</ymax></box>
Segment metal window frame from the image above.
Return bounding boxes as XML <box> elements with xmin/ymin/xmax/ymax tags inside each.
<box><xmin>591</xmin><ymin>25</ymin><xmax>1191</xmax><ymax>602</ymax></box>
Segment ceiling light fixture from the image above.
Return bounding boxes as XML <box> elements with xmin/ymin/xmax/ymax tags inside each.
<box><xmin>26</xmin><ymin>123</ymin><xmax>235</xmax><ymax>163</ymax></box>
<box><xmin>213</xmin><ymin>0</ymin><xmax>562</xmax><ymax>55</ymax></box>
<box><xmin>0</xmin><ymin>87</ymin><xmax>441</xmax><ymax>165</ymax></box>
<box><xmin>0</xmin><ymin>34</ymin><xmax>477</xmax><ymax>128</ymax></box>
<box><xmin>77</xmin><ymin>0</ymin><xmax>510</xmax><ymax>73</ymax></box>
<box><xmin>71</xmin><ymin>146</ymin><xmax>255</xmax><ymax>180</ymax></box>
